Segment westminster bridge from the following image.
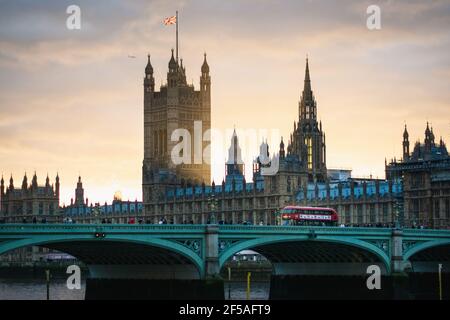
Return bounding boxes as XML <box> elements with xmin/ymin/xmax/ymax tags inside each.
<box><xmin>1</xmin><ymin>224</ymin><xmax>449</xmax><ymax>299</ymax></box>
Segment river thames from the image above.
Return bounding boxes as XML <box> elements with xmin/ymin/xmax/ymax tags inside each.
<box><xmin>0</xmin><ymin>277</ymin><xmax>270</xmax><ymax>300</ymax></box>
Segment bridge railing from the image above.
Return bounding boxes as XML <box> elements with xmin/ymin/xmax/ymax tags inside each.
<box><xmin>0</xmin><ymin>224</ymin><xmax>449</xmax><ymax>236</ymax></box>
<box><xmin>0</xmin><ymin>224</ymin><xmax>208</xmax><ymax>233</ymax></box>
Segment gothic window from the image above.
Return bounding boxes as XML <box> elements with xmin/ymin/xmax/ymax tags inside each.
<box><xmin>370</xmin><ymin>204</ymin><xmax>376</xmax><ymax>223</ymax></box>
<box><xmin>383</xmin><ymin>203</ymin><xmax>388</xmax><ymax>222</ymax></box>
<box><xmin>159</xmin><ymin>129</ymin><xmax>164</xmax><ymax>156</ymax></box>
<box><xmin>446</xmin><ymin>200</ymin><xmax>450</xmax><ymax>219</ymax></box>
<box><xmin>153</xmin><ymin>132</ymin><xmax>158</xmax><ymax>156</ymax></box>
<box><xmin>306</xmin><ymin>137</ymin><xmax>313</xmax><ymax>170</ymax></box>
<box><xmin>39</xmin><ymin>202</ymin><xmax>43</xmax><ymax>215</ymax></box>
<box><xmin>434</xmin><ymin>200</ymin><xmax>440</xmax><ymax>218</ymax></box>
<box><xmin>357</xmin><ymin>205</ymin><xmax>363</xmax><ymax>223</ymax></box>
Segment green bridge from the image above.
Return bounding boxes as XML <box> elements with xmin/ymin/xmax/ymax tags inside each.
<box><xmin>1</xmin><ymin>224</ymin><xmax>449</xmax><ymax>299</ymax></box>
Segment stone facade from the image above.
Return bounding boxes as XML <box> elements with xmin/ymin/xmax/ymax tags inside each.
<box><xmin>141</xmin><ymin>57</ymin><xmax>406</xmax><ymax>226</ymax></box>
<box><xmin>0</xmin><ymin>173</ymin><xmax>60</xmax><ymax>223</ymax></box>
<box><xmin>142</xmin><ymin>51</ymin><xmax>211</xmax><ymax>213</ymax></box>
<box><xmin>145</xmin><ymin>134</ymin><xmax>307</xmax><ymax>225</ymax></box>
<box><xmin>63</xmin><ymin>176</ymin><xmax>143</xmax><ymax>224</ymax></box>
<box><xmin>295</xmin><ymin>179</ymin><xmax>403</xmax><ymax>226</ymax></box>
<box><xmin>287</xmin><ymin>58</ymin><xmax>327</xmax><ymax>183</ymax></box>
<box><xmin>0</xmin><ymin>173</ymin><xmax>60</xmax><ymax>262</ymax></box>
<box><xmin>386</xmin><ymin>124</ymin><xmax>450</xmax><ymax>228</ymax></box>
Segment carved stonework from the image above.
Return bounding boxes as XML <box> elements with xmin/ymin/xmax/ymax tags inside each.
<box><xmin>172</xmin><ymin>239</ymin><xmax>202</xmax><ymax>257</ymax></box>
<box><xmin>367</xmin><ymin>240</ymin><xmax>389</xmax><ymax>255</ymax></box>
<box><xmin>402</xmin><ymin>240</ymin><xmax>417</xmax><ymax>254</ymax></box>
<box><xmin>218</xmin><ymin>239</ymin><xmax>241</xmax><ymax>255</ymax></box>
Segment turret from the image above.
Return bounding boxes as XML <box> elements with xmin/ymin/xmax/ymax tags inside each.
<box><xmin>200</xmin><ymin>53</ymin><xmax>211</xmax><ymax>107</ymax></box>
<box><xmin>225</xmin><ymin>129</ymin><xmax>244</xmax><ymax>177</ymax></box>
<box><xmin>279</xmin><ymin>137</ymin><xmax>285</xmax><ymax>159</ymax></box>
<box><xmin>424</xmin><ymin>122</ymin><xmax>432</xmax><ymax>152</ymax></box>
<box><xmin>144</xmin><ymin>54</ymin><xmax>155</xmax><ymax>93</ymax></box>
<box><xmin>403</xmin><ymin>124</ymin><xmax>410</xmax><ymax>161</ymax></box>
<box><xmin>22</xmin><ymin>173</ymin><xmax>28</xmax><ymax>190</ymax></box>
<box><xmin>9</xmin><ymin>175</ymin><xmax>14</xmax><ymax>190</ymax></box>
<box><xmin>1</xmin><ymin>175</ymin><xmax>4</xmax><ymax>196</ymax></box>
<box><xmin>55</xmin><ymin>173</ymin><xmax>60</xmax><ymax>198</ymax></box>
<box><xmin>32</xmin><ymin>172</ymin><xmax>38</xmax><ymax>189</ymax></box>
<box><xmin>167</xmin><ymin>49</ymin><xmax>178</xmax><ymax>88</ymax></box>
<box><xmin>75</xmin><ymin>176</ymin><xmax>84</xmax><ymax>206</ymax></box>
<box><xmin>430</xmin><ymin>125</ymin><xmax>435</xmax><ymax>145</ymax></box>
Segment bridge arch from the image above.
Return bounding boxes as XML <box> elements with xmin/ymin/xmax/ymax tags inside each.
<box><xmin>0</xmin><ymin>235</ymin><xmax>205</xmax><ymax>278</ymax></box>
<box><xmin>219</xmin><ymin>235</ymin><xmax>391</xmax><ymax>275</ymax></box>
<box><xmin>403</xmin><ymin>239</ymin><xmax>450</xmax><ymax>262</ymax></box>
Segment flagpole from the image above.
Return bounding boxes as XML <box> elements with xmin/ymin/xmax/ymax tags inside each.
<box><xmin>176</xmin><ymin>10</ymin><xmax>179</xmax><ymax>64</ymax></box>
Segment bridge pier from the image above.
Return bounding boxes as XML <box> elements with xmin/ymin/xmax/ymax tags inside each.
<box><xmin>205</xmin><ymin>225</ymin><xmax>220</xmax><ymax>279</ymax></box>
<box><xmin>391</xmin><ymin>229</ymin><xmax>404</xmax><ymax>273</ymax></box>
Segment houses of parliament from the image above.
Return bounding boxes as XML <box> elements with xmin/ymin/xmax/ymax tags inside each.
<box><xmin>136</xmin><ymin>50</ymin><xmax>449</xmax><ymax>228</ymax></box>
<box><xmin>1</xmin><ymin>50</ymin><xmax>449</xmax><ymax>230</ymax></box>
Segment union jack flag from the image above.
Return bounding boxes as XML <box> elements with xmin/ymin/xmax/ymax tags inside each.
<box><xmin>163</xmin><ymin>15</ymin><xmax>177</xmax><ymax>25</ymax></box>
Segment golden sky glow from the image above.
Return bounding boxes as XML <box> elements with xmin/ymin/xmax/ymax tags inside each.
<box><xmin>0</xmin><ymin>0</ymin><xmax>449</xmax><ymax>205</ymax></box>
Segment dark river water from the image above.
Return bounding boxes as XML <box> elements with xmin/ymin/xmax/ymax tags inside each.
<box><xmin>0</xmin><ymin>278</ymin><xmax>270</xmax><ymax>300</ymax></box>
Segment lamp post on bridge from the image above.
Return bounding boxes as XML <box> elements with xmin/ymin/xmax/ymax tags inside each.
<box><xmin>207</xmin><ymin>194</ymin><xmax>218</xmax><ymax>224</ymax></box>
<box><xmin>91</xmin><ymin>205</ymin><xmax>102</xmax><ymax>224</ymax></box>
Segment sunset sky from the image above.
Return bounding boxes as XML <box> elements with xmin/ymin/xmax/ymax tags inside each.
<box><xmin>0</xmin><ymin>0</ymin><xmax>449</xmax><ymax>205</ymax></box>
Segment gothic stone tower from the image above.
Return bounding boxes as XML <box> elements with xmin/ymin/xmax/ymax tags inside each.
<box><xmin>288</xmin><ymin>58</ymin><xmax>327</xmax><ymax>182</ymax></box>
<box><xmin>142</xmin><ymin>51</ymin><xmax>211</xmax><ymax>207</ymax></box>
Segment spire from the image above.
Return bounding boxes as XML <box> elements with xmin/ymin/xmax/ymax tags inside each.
<box><xmin>75</xmin><ymin>175</ymin><xmax>84</xmax><ymax>206</ymax></box>
<box><xmin>201</xmin><ymin>52</ymin><xmax>209</xmax><ymax>74</ymax></box>
<box><xmin>9</xmin><ymin>174</ymin><xmax>13</xmax><ymax>189</ymax></box>
<box><xmin>145</xmin><ymin>54</ymin><xmax>153</xmax><ymax>74</ymax></box>
<box><xmin>32</xmin><ymin>171</ymin><xmax>37</xmax><ymax>188</ymax></box>
<box><xmin>303</xmin><ymin>55</ymin><xmax>312</xmax><ymax>96</ymax></box>
<box><xmin>226</xmin><ymin>129</ymin><xmax>243</xmax><ymax>165</ymax></box>
<box><xmin>305</xmin><ymin>55</ymin><xmax>310</xmax><ymax>82</ymax></box>
<box><xmin>424</xmin><ymin>122</ymin><xmax>432</xmax><ymax>151</ymax></box>
<box><xmin>299</xmin><ymin>56</ymin><xmax>316</xmax><ymax>121</ymax></box>
<box><xmin>168</xmin><ymin>48</ymin><xmax>177</xmax><ymax>70</ymax></box>
<box><xmin>22</xmin><ymin>172</ymin><xmax>28</xmax><ymax>189</ymax></box>
<box><xmin>280</xmin><ymin>137</ymin><xmax>285</xmax><ymax>159</ymax></box>
<box><xmin>430</xmin><ymin>124</ymin><xmax>435</xmax><ymax>143</ymax></box>
<box><xmin>403</xmin><ymin>124</ymin><xmax>409</xmax><ymax>139</ymax></box>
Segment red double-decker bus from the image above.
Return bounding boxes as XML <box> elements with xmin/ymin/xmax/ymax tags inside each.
<box><xmin>280</xmin><ymin>206</ymin><xmax>338</xmax><ymax>226</ymax></box>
